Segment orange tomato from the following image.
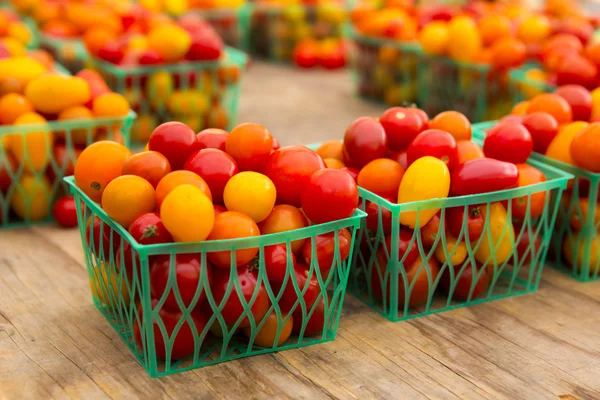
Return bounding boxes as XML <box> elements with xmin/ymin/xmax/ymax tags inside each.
<box><xmin>58</xmin><ymin>105</ymin><xmax>95</xmax><ymax>145</ymax></box>
<box><xmin>512</xmin><ymin>164</ymin><xmax>547</xmax><ymax>220</ymax></box>
<box><xmin>447</xmin><ymin>16</ymin><xmax>481</xmax><ymax>62</ymax></box>
<box><xmin>479</xmin><ymin>14</ymin><xmax>513</xmax><ymax>47</ymax></box>
<box><xmin>490</xmin><ymin>37</ymin><xmax>526</xmax><ymax>69</ymax></box>
<box><xmin>11</xmin><ymin>112</ymin><xmax>52</xmax><ymax>173</ymax></box>
<box><xmin>527</xmin><ymin>94</ymin><xmax>572</xmax><ymax>124</ymax></box>
<box><xmin>92</xmin><ymin>93</ymin><xmax>130</xmax><ymax>118</ymax></box>
<box><xmin>259</xmin><ymin>205</ymin><xmax>308</xmax><ymax>253</ymax></box>
<box><xmin>569</xmin><ymin>197</ymin><xmax>600</xmax><ymax>231</ymax></box>
<box><xmin>74</xmin><ymin>141</ymin><xmax>132</xmax><ymax>203</ymax></box>
<box><xmin>545</xmin><ymin>122</ymin><xmax>588</xmax><ymax>165</ymax></box>
<box><xmin>243</xmin><ymin>312</ymin><xmax>292</xmax><ymax>347</ymax></box>
<box><xmin>0</xmin><ymin>93</ymin><xmax>33</xmax><ymax>124</ymax></box>
<box><xmin>207</xmin><ymin>211</ymin><xmax>260</xmax><ymax>268</ymax></box>
<box><xmin>418</xmin><ymin>21</ymin><xmax>448</xmax><ymax>56</ymax></box>
<box><xmin>357</xmin><ymin>158</ymin><xmax>404</xmax><ymax>198</ymax></box>
<box><xmin>570</xmin><ymin>123</ymin><xmax>600</xmax><ymax>172</ymax></box>
<box><xmin>155</xmin><ymin>170</ymin><xmax>212</xmax><ymax>208</ymax></box>
<box><xmin>121</xmin><ymin>151</ymin><xmax>172</xmax><ymax>188</ymax></box>
<box><xmin>324</xmin><ymin>158</ymin><xmax>345</xmax><ymax>169</ymax></box>
<box><xmin>83</xmin><ymin>28</ymin><xmax>116</xmax><ymax>56</ymax></box>
<box><xmin>511</xmin><ymin>100</ymin><xmax>530</xmax><ymax>115</ymax></box>
<box><xmin>160</xmin><ymin>184</ymin><xmax>215</xmax><ymax>242</ymax></box>
<box><xmin>429</xmin><ymin>111</ymin><xmax>472</xmax><ymax>141</ymax></box>
<box><xmin>456</xmin><ymin>141</ymin><xmax>484</xmax><ymax>164</ymax></box>
<box><xmin>102</xmin><ymin>175</ymin><xmax>156</xmax><ymax>227</ymax></box>
<box><xmin>316</xmin><ymin>141</ymin><xmax>343</xmax><ymax>161</ymax></box>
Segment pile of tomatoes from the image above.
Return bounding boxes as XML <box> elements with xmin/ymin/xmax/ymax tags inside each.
<box><xmin>318</xmin><ymin>106</ymin><xmax>548</xmax><ymax>305</ymax></box>
<box><xmin>292</xmin><ymin>38</ymin><xmax>346</xmax><ymax>70</ymax></box>
<box><xmin>74</xmin><ymin>120</ymin><xmax>359</xmax><ymax>359</ymax></box>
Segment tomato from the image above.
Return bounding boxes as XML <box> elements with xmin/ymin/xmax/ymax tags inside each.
<box><xmin>300</xmin><ymin>169</ymin><xmax>358</xmax><ymax>224</ymax></box>
<box><xmin>259</xmin><ymin>205</ymin><xmax>308</xmax><ymax>253</ymax></box>
<box><xmin>450</xmin><ymin>158</ymin><xmax>519</xmax><ymax>196</ymax></box>
<box><xmin>277</xmin><ymin>263</ymin><xmax>321</xmax><ymax>313</ymax></box>
<box><xmin>569</xmin><ymin>197</ymin><xmax>600</xmax><ymax>231</ymax></box>
<box><xmin>226</xmin><ymin>122</ymin><xmax>273</xmax><ymax>172</ymax></box>
<box><xmin>475</xmin><ymin>203</ymin><xmax>514</xmax><ymax>265</ymax></box>
<box><xmin>434</xmin><ymin>235</ymin><xmax>467</xmax><ymax>266</ymax></box>
<box><xmin>133</xmin><ymin>299</ymin><xmax>208</xmax><ymax>360</ymax></box>
<box><xmin>398</xmin><ymin>157</ymin><xmax>450</xmax><ymax>229</ymax></box>
<box><xmin>342</xmin><ymin>117</ymin><xmax>387</xmax><ymax>168</ymax></box>
<box><xmin>183</xmin><ymin>149</ymin><xmax>237</xmax><ymax>204</ymax></box>
<box><xmin>545</xmin><ymin>121</ymin><xmax>588</xmax><ymax>165</ymax></box>
<box><xmin>155</xmin><ymin>170</ymin><xmax>212</xmax><ymax>207</ymax></box>
<box><xmin>446</xmin><ymin>205</ymin><xmax>484</xmax><ymax>241</ymax></box>
<box><xmin>302</xmin><ymin>228</ymin><xmax>352</xmax><ymax>280</ymax></box>
<box><xmin>571</xmin><ymin>123</ymin><xmax>600</xmax><ymax>172</ymax></box>
<box><xmin>456</xmin><ymin>140</ymin><xmax>484</xmax><ymax>164</ymax></box>
<box><xmin>102</xmin><ymin>175</ymin><xmax>156</xmax><ymax>227</ymax></box>
<box><xmin>564</xmin><ymin>232</ymin><xmax>600</xmax><ymax>274</ymax></box>
<box><xmin>483</xmin><ymin>123</ymin><xmax>533</xmax><ymax>164</ymax></box>
<box><xmin>272</xmin><ymin>137</ymin><xmax>280</xmax><ymax>151</ymax></box>
<box><xmin>341</xmin><ymin>167</ymin><xmax>358</xmax><ymax>182</ymax></box>
<box><xmin>47</xmin><ymin>144</ymin><xmax>80</xmax><ymax>183</ymax></box>
<box><xmin>196</xmin><ymin>128</ymin><xmax>227</xmax><ymax>151</ymax></box>
<box><xmin>316</xmin><ymin>141</ymin><xmax>343</xmax><ymax>161</ymax></box>
<box><xmin>521</xmin><ymin>112</ymin><xmax>558</xmax><ymax>154</ymax></box>
<box><xmin>512</xmin><ymin>164</ymin><xmax>547</xmax><ymax>220</ymax></box>
<box><xmin>376</xmin><ymin>231</ymin><xmax>419</xmax><ymax>271</ymax></box>
<box><xmin>53</xmin><ymin>195</ymin><xmax>78</xmax><ymax>228</ymax></box>
<box><xmin>207</xmin><ymin>211</ymin><xmax>260</xmax><ymax>268</ymax></box>
<box><xmin>417</xmin><ymin>212</ymin><xmax>439</xmax><ymax>246</ymax></box>
<box><xmin>292</xmin><ymin>297</ymin><xmax>324</xmax><ymax>337</ymax></box>
<box><xmin>514</xmin><ymin>223</ymin><xmax>541</xmax><ymax>264</ymax></box>
<box><xmin>527</xmin><ymin>93</ymin><xmax>572</xmax><ymax>124</ymax></box>
<box><xmin>320</xmin><ymin>43</ymin><xmax>346</xmax><ymax>70</ymax></box>
<box><xmin>407</xmin><ymin>129</ymin><xmax>458</xmax><ymax>170</ymax></box>
<box><xmin>148</xmin><ymin>122</ymin><xmax>198</xmax><ymax>170</ymax></box>
<box><xmin>263</xmin><ymin>145</ymin><xmax>326</xmax><ymax>206</ymax></box>
<box><xmin>264</xmin><ymin>244</ymin><xmax>296</xmax><ymax>282</ymax></box>
<box><xmin>429</xmin><ymin>111</ymin><xmax>472</xmax><ymax>141</ymax></box>
<box><xmin>161</xmin><ymin>184</ymin><xmax>215</xmax><ymax>242</ymax></box>
<box><xmin>554</xmin><ymin>85</ymin><xmax>592</xmax><ymax>122</ymax></box>
<box><xmin>212</xmin><ymin>264</ymin><xmax>270</xmax><ymax>328</ymax></box>
<box><xmin>0</xmin><ymin>152</ymin><xmax>16</xmax><ymax>192</ymax></box>
<box><xmin>556</xmin><ymin>55</ymin><xmax>598</xmax><ymax>90</ymax></box>
<box><xmin>150</xmin><ymin>253</ymin><xmax>213</xmax><ymax>309</ymax></box>
<box><xmin>365</xmin><ymin>198</ymin><xmax>393</xmax><ymax>234</ymax></box>
<box><xmin>379</xmin><ymin>107</ymin><xmax>426</xmax><ymax>151</ymax></box>
<box><xmin>293</xmin><ymin>40</ymin><xmax>319</xmax><ymax>68</ymax></box>
<box><xmin>86</xmin><ymin>216</ymin><xmax>118</xmax><ymax>259</ymax></box>
<box><xmin>490</xmin><ymin>37</ymin><xmax>526</xmax><ymax>69</ymax></box>
<box><xmin>243</xmin><ymin>311</ymin><xmax>293</xmax><ymax>347</ymax></box>
<box><xmin>121</xmin><ymin>151</ymin><xmax>171</xmax><ymax>188</ymax></box>
<box><xmin>440</xmin><ymin>262</ymin><xmax>489</xmax><ymax>301</ymax></box>
<box><xmin>223</xmin><ymin>171</ymin><xmax>276</xmax><ymax>223</ymax></box>
<box><xmin>357</xmin><ymin>159</ymin><xmax>404</xmax><ymax>198</ymax></box>
<box><xmin>128</xmin><ymin>212</ymin><xmax>173</xmax><ymax>245</ymax></box>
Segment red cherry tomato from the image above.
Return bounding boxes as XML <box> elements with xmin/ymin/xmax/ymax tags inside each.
<box><xmin>556</xmin><ymin>56</ymin><xmax>598</xmax><ymax>90</ymax></box>
<box><xmin>302</xmin><ymin>228</ymin><xmax>352</xmax><ymax>280</ymax></box>
<box><xmin>277</xmin><ymin>263</ymin><xmax>321</xmax><ymax>313</ymax></box>
<box><xmin>419</xmin><ymin>212</ymin><xmax>441</xmax><ymax>246</ymax></box>
<box><xmin>365</xmin><ymin>198</ymin><xmax>394</xmax><ymax>234</ymax></box>
<box><xmin>196</xmin><ymin>128</ymin><xmax>228</xmax><ymax>151</ymax></box>
<box><xmin>341</xmin><ymin>167</ymin><xmax>358</xmax><ymax>182</ymax></box>
<box><xmin>342</xmin><ymin>117</ymin><xmax>387</xmax><ymax>168</ymax></box>
<box><xmin>292</xmin><ymin>297</ymin><xmax>325</xmax><ymax>337</ymax></box>
<box><xmin>263</xmin><ymin>145</ymin><xmax>326</xmax><ymax>207</ymax></box>
<box><xmin>407</xmin><ymin>129</ymin><xmax>458</xmax><ymax>170</ymax></box>
<box><xmin>293</xmin><ymin>41</ymin><xmax>319</xmax><ymax>68</ymax></box>
<box><xmin>514</xmin><ymin>223</ymin><xmax>542</xmax><ymax>264</ymax></box>
<box><xmin>521</xmin><ymin>112</ymin><xmax>559</xmax><ymax>154</ymax></box>
<box><xmin>320</xmin><ymin>44</ymin><xmax>346</xmax><ymax>69</ymax></box>
<box><xmin>0</xmin><ymin>152</ymin><xmax>16</xmax><ymax>192</ymax></box>
<box><xmin>149</xmin><ymin>122</ymin><xmax>198</xmax><ymax>170</ymax></box>
<box><xmin>440</xmin><ymin>262</ymin><xmax>489</xmax><ymax>301</ymax></box>
<box><xmin>86</xmin><ymin>216</ymin><xmax>118</xmax><ymax>258</ymax></box>
<box><xmin>128</xmin><ymin>212</ymin><xmax>173</xmax><ymax>244</ymax></box>
<box><xmin>226</xmin><ymin>123</ymin><xmax>273</xmax><ymax>172</ymax></box>
<box><xmin>300</xmin><ymin>169</ymin><xmax>358</xmax><ymax>224</ymax></box>
<box><xmin>211</xmin><ymin>264</ymin><xmax>270</xmax><ymax>328</ymax></box>
<box><xmin>446</xmin><ymin>205</ymin><xmax>485</xmax><ymax>241</ymax></box>
<box><xmin>483</xmin><ymin>123</ymin><xmax>533</xmax><ymax>164</ymax></box>
<box><xmin>554</xmin><ymin>85</ymin><xmax>593</xmax><ymax>122</ymax></box>
<box><xmin>184</xmin><ymin>149</ymin><xmax>238</xmax><ymax>204</ymax></box>
<box><xmin>380</xmin><ymin>107</ymin><xmax>427</xmax><ymax>151</ymax></box>
<box><xmin>450</xmin><ymin>158</ymin><xmax>519</xmax><ymax>196</ymax></box>
<box><xmin>48</xmin><ymin>144</ymin><xmax>80</xmax><ymax>182</ymax></box>
<box><xmin>116</xmin><ymin>242</ymin><xmax>138</xmax><ymax>284</ymax></box>
<box><xmin>501</xmin><ymin>115</ymin><xmax>524</xmax><ymax>125</ymax></box>
<box><xmin>53</xmin><ymin>196</ymin><xmax>78</xmax><ymax>228</ymax></box>
<box><xmin>264</xmin><ymin>244</ymin><xmax>296</xmax><ymax>282</ymax></box>
<box><xmin>388</xmin><ymin>149</ymin><xmax>408</xmax><ymax>169</ymax></box>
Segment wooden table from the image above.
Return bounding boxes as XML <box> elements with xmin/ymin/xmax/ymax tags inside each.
<box><xmin>2</xmin><ymin>63</ymin><xmax>600</xmax><ymax>400</ymax></box>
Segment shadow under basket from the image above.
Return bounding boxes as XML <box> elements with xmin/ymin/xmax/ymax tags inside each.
<box><xmin>349</xmin><ymin>135</ymin><xmax>572</xmax><ymax>322</ymax></box>
<box><xmin>64</xmin><ymin>175</ymin><xmax>365</xmax><ymax>377</ymax></box>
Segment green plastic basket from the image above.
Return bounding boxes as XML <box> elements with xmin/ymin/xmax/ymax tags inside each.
<box><xmin>250</xmin><ymin>2</ymin><xmax>347</xmax><ymax>62</ymax></box>
<box><xmin>187</xmin><ymin>4</ymin><xmax>252</xmax><ymax>51</ymax></box>
<box><xmin>92</xmin><ymin>47</ymin><xmax>247</xmax><ymax>144</ymax></box>
<box><xmin>474</xmin><ymin>122</ymin><xmax>600</xmax><ymax>282</ymax></box>
<box><xmin>0</xmin><ymin>112</ymin><xmax>134</xmax><ymax>228</ymax></box>
<box><xmin>343</xmin><ymin>136</ymin><xmax>571</xmax><ymax>322</ymax></box>
<box><xmin>38</xmin><ymin>34</ymin><xmax>89</xmax><ymax>74</ymax></box>
<box><xmin>509</xmin><ymin>64</ymin><xmax>556</xmax><ymax>104</ymax></box>
<box><xmin>64</xmin><ymin>175</ymin><xmax>365</xmax><ymax>377</ymax></box>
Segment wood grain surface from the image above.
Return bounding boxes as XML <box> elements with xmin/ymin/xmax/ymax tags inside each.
<box><xmin>1</xmin><ymin>62</ymin><xmax>600</xmax><ymax>400</ymax></box>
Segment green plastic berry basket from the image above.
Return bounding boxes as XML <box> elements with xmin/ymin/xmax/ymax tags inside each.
<box><xmin>250</xmin><ymin>2</ymin><xmax>347</xmax><ymax>62</ymax></box>
<box><xmin>64</xmin><ymin>176</ymin><xmax>365</xmax><ymax>377</ymax></box>
<box><xmin>509</xmin><ymin>64</ymin><xmax>556</xmax><ymax>104</ymax></box>
<box><xmin>92</xmin><ymin>47</ymin><xmax>247</xmax><ymax>144</ymax></box>
<box><xmin>347</xmin><ymin>26</ymin><xmax>421</xmax><ymax>107</ymax></box>
<box><xmin>187</xmin><ymin>4</ymin><xmax>252</xmax><ymax>51</ymax></box>
<box><xmin>474</xmin><ymin>122</ymin><xmax>600</xmax><ymax>282</ymax></box>
<box><xmin>38</xmin><ymin>34</ymin><xmax>90</xmax><ymax>74</ymax></box>
<box><xmin>0</xmin><ymin>111</ymin><xmax>134</xmax><ymax>228</ymax></box>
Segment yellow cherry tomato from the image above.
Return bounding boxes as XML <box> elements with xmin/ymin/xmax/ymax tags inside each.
<box><xmin>447</xmin><ymin>16</ymin><xmax>481</xmax><ymax>62</ymax></box>
<box><xmin>435</xmin><ymin>235</ymin><xmax>467</xmax><ymax>266</ymax></box>
<box><xmin>223</xmin><ymin>172</ymin><xmax>276</xmax><ymax>223</ymax></box>
<box><xmin>160</xmin><ymin>184</ymin><xmax>215</xmax><ymax>242</ymax></box>
<box><xmin>474</xmin><ymin>202</ymin><xmax>514</xmax><ymax>266</ymax></box>
<box><xmin>90</xmin><ymin>262</ymin><xmax>130</xmax><ymax>306</ymax></box>
<box><xmin>11</xmin><ymin>174</ymin><xmax>51</xmax><ymax>221</ymax></box>
<box><xmin>11</xmin><ymin>112</ymin><xmax>53</xmax><ymax>172</ymax></box>
<box><xmin>545</xmin><ymin>121</ymin><xmax>588</xmax><ymax>165</ymax></box>
<box><xmin>418</xmin><ymin>21</ymin><xmax>448</xmax><ymax>56</ymax></box>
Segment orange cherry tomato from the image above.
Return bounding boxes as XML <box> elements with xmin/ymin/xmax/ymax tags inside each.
<box><xmin>527</xmin><ymin>93</ymin><xmax>572</xmax><ymax>124</ymax></box>
<box><xmin>121</xmin><ymin>151</ymin><xmax>172</xmax><ymax>188</ymax></box>
<box><xmin>429</xmin><ymin>111</ymin><xmax>472</xmax><ymax>141</ymax></box>
<box><xmin>357</xmin><ymin>158</ymin><xmax>404</xmax><ymax>198</ymax></box>
<box><xmin>546</xmin><ymin>122</ymin><xmax>588</xmax><ymax>166</ymax></box>
<box><xmin>456</xmin><ymin>140</ymin><xmax>484</xmax><ymax>164</ymax></box>
<box><xmin>569</xmin><ymin>197</ymin><xmax>600</xmax><ymax>231</ymax></box>
<box><xmin>101</xmin><ymin>175</ymin><xmax>156</xmax><ymax>227</ymax></box>
<box><xmin>511</xmin><ymin>101</ymin><xmax>530</xmax><ymax>115</ymax></box>
<box><xmin>242</xmin><ymin>312</ymin><xmax>293</xmax><ymax>347</ymax></box>
<box><xmin>316</xmin><ymin>140</ymin><xmax>344</xmax><ymax>161</ymax></box>
<box><xmin>207</xmin><ymin>211</ymin><xmax>260</xmax><ymax>268</ymax></box>
<box><xmin>570</xmin><ymin>123</ymin><xmax>600</xmax><ymax>172</ymax></box>
<box><xmin>259</xmin><ymin>204</ymin><xmax>308</xmax><ymax>253</ymax></box>
<box><xmin>512</xmin><ymin>164</ymin><xmax>547</xmax><ymax>220</ymax></box>
<box><xmin>324</xmin><ymin>158</ymin><xmax>345</xmax><ymax>169</ymax></box>
<box><xmin>155</xmin><ymin>170</ymin><xmax>212</xmax><ymax>208</ymax></box>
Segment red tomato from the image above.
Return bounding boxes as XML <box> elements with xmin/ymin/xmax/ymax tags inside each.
<box><xmin>196</xmin><ymin>128</ymin><xmax>228</xmax><ymax>151</ymax></box>
<box><xmin>47</xmin><ymin>144</ymin><xmax>80</xmax><ymax>182</ymax></box>
<box><xmin>86</xmin><ymin>216</ymin><xmax>118</xmax><ymax>259</ymax></box>
<box><xmin>440</xmin><ymin>262</ymin><xmax>489</xmax><ymax>301</ymax></box>
<box><xmin>264</xmin><ymin>244</ymin><xmax>296</xmax><ymax>282</ymax></box>
<box><xmin>514</xmin><ymin>223</ymin><xmax>541</xmax><ymax>264</ymax></box>
<box><xmin>293</xmin><ymin>41</ymin><xmax>319</xmax><ymax>68</ymax></box>
<box><xmin>450</xmin><ymin>158</ymin><xmax>519</xmax><ymax>196</ymax></box>
<box><xmin>300</xmin><ymin>169</ymin><xmax>358</xmax><ymax>224</ymax></box>
<box><xmin>446</xmin><ymin>205</ymin><xmax>484</xmax><ymax>241</ymax></box>
<box><xmin>407</xmin><ymin>129</ymin><xmax>458</xmax><ymax>170</ymax></box>
<box><xmin>263</xmin><ymin>145</ymin><xmax>326</xmax><ymax>207</ymax></box>
<box><xmin>211</xmin><ymin>264</ymin><xmax>270</xmax><ymax>328</ymax></box>
<box><xmin>277</xmin><ymin>263</ymin><xmax>321</xmax><ymax>313</ymax></box>
<box><xmin>388</xmin><ymin>149</ymin><xmax>408</xmax><ymax>169</ymax></box>
<box><xmin>341</xmin><ymin>167</ymin><xmax>358</xmax><ymax>182</ymax></box>
<box><xmin>121</xmin><ymin>151</ymin><xmax>172</xmax><ymax>188</ymax></box>
<box><xmin>133</xmin><ymin>299</ymin><xmax>208</xmax><ymax>360</ymax></box>
<box><xmin>150</xmin><ymin>253</ymin><xmax>213</xmax><ymax>309</ymax></box>
<box><xmin>483</xmin><ymin>123</ymin><xmax>533</xmax><ymax>164</ymax></box>
<box><xmin>521</xmin><ymin>112</ymin><xmax>559</xmax><ymax>154</ymax></box>
<box><xmin>53</xmin><ymin>196</ymin><xmax>78</xmax><ymax>228</ymax></box>
<box><xmin>501</xmin><ymin>115</ymin><xmax>524</xmax><ymax>124</ymax></box>
<box><xmin>320</xmin><ymin>42</ymin><xmax>346</xmax><ymax>69</ymax></box>
<box><xmin>376</xmin><ymin>230</ymin><xmax>419</xmax><ymax>267</ymax></box>
<box><xmin>116</xmin><ymin>242</ymin><xmax>139</xmax><ymax>284</ymax></box>
<box><xmin>302</xmin><ymin>229</ymin><xmax>352</xmax><ymax>280</ymax></box>
<box><xmin>342</xmin><ymin>117</ymin><xmax>387</xmax><ymax>168</ymax></box>
<box><xmin>556</xmin><ymin>56</ymin><xmax>598</xmax><ymax>90</ymax></box>
<box><xmin>184</xmin><ymin>149</ymin><xmax>238</xmax><ymax>204</ymax></box>
<box><xmin>554</xmin><ymin>85</ymin><xmax>593</xmax><ymax>121</ymax></box>
<box><xmin>0</xmin><ymin>152</ymin><xmax>16</xmax><ymax>192</ymax></box>
<box><xmin>148</xmin><ymin>122</ymin><xmax>198</xmax><ymax>170</ymax></box>
<box><xmin>379</xmin><ymin>107</ymin><xmax>426</xmax><ymax>151</ymax></box>
<box><xmin>365</xmin><ymin>198</ymin><xmax>394</xmax><ymax>234</ymax></box>
<box><xmin>292</xmin><ymin>297</ymin><xmax>325</xmax><ymax>337</ymax></box>
<box><xmin>272</xmin><ymin>137</ymin><xmax>280</xmax><ymax>151</ymax></box>
<box><xmin>419</xmin><ymin>212</ymin><xmax>441</xmax><ymax>246</ymax></box>
<box><xmin>128</xmin><ymin>212</ymin><xmax>173</xmax><ymax>244</ymax></box>
<box><xmin>225</xmin><ymin>122</ymin><xmax>273</xmax><ymax>172</ymax></box>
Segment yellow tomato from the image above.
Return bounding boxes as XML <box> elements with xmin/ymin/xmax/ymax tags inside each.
<box><xmin>474</xmin><ymin>203</ymin><xmax>514</xmax><ymax>266</ymax></box>
<box><xmin>0</xmin><ymin>57</ymin><xmax>46</xmax><ymax>87</ymax></box>
<box><xmin>545</xmin><ymin>121</ymin><xmax>588</xmax><ymax>165</ymax></box>
<box><xmin>11</xmin><ymin>112</ymin><xmax>53</xmax><ymax>172</ymax></box>
<box><xmin>147</xmin><ymin>25</ymin><xmax>191</xmax><ymax>63</ymax></box>
<box><xmin>563</xmin><ymin>233</ymin><xmax>600</xmax><ymax>276</ymax></box>
<box><xmin>90</xmin><ymin>262</ymin><xmax>130</xmax><ymax>306</ymax></box>
<box><xmin>101</xmin><ymin>175</ymin><xmax>156</xmax><ymax>227</ymax></box>
<box><xmin>25</xmin><ymin>75</ymin><xmax>91</xmax><ymax>115</ymax></box>
<box><xmin>447</xmin><ymin>16</ymin><xmax>481</xmax><ymax>62</ymax></box>
<box><xmin>435</xmin><ymin>235</ymin><xmax>467</xmax><ymax>266</ymax></box>
<box><xmin>397</xmin><ymin>156</ymin><xmax>450</xmax><ymax>229</ymax></box>
<box><xmin>160</xmin><ymin>184</ymin><xmax>214</xmax><ymax>242</ymax></box>
<box><xmin>517</xmin><ymin>15</ymin><xmax>551</xmax><ymax>44</ymax></box>
<box><xmin>10</xmin><ymin>174</ymin><xmax>51</xmax><ymax>221</ymax></box>
<box><xmin>148</xmin><ymin>71</ymin><xmax>173</xmax><ymax>110</ymax></box>
<box><xmin>223</xmin><ymin>172</ymin><xmax>276</xmax><ymax>223</ymax></box>
<box><xmin>418</xmin><ymin>21</ymin><xmax>448</xmax><ymax>56</ymax></box>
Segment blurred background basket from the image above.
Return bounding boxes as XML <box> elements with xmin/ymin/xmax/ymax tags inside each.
<box><xmin>38</xmin><ymin>34</ymin><xmax>90</xmax><ymax>74</ymax></box>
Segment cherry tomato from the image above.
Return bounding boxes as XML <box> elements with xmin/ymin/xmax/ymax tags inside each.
<box><xmin>243</xmin><ymin>311</ymin><xmax>293</xmax><ymax>347</ymax></box>
<box><xmin>196</xmin><ymin>128</ymin><xmax>228</xmax><ymax>151</ymax></box>
<box><xmin>320</xmin><ymin>43</ymin><xmax>346</xmax><ymax>70</ymax></box>
<box><xmin>86</xmin><ymin>215</ymin><xmax>118</xmax><ymax>259</ymax></box>
<box><xmin>148</xmin><ymin>122</ymin><xmax>198</xmax><ymax>170</ymax></box>
<box><xmin>527</xmin><ymin>93</ymin><xmax>572</xmax><ymax>124</ymax></box>
<box><xmin>407</xmin><ymin>129</ymin><xmax>458</xmax><ymax>170</ymax></box>
<box><xmin>554</xmin><ymin>85</ymin><xmax>593</xmax><ymax>122</ymax></box>
<box><xmin>300</xmin><ymin>169</ymin><xmax>358</xmax><ymax>224</ymax></box>
<box><xmin>292</xmin><ymin>297</ymin><xmax>324</xmax><ymax>337</ymax></box>
<box><xmin>429</xmin><ymin>111</ymin><xmax>471</xmax><ymax>141</ymax></box>
<box><xmin>47</xmin><ymin>144</ymin><xmax>80</xmax><ymax>182</ymax></box>
<box><xmin>446</xmin><ymin>205</ymin><xmax>484</xmax><ymax>241</ymax></box>
<box><xmin>512</xmin><ymin>164</ymin><xmax>547</xmax><ymax>220</ymax></box>
<box><xmin>207</xmin><ymin>211</ymin><xmax>260</xmax><ymax>268</ymax></box>
<box><xmin>302</xmin><ymin>228</ymin><xmax>352</xmax><ymax>280</ymax></box>
<box><xmin>341</xmin><ymin>167</ymin><xmax>358</xmax><ymax>182</ymax></box>
<box><xmin>293</xmin><ymin>41</ymin><xmax>319</xmax><ymax>68</ymax></box>
<box><xmin>225</xmin><ymin>122</ymin><xmax>273</xmax><ymax>172</ymax></box>
<box><xmin>357</xmin><ymin>158</ymin><xmax>404</xmax><ymax>198</ymax></box>
<box><xmin>388</xmin><ymin>149</ymin><xmax>408</xmax><ymax>169</ymax></box>
<box><xmin>128</xmin><ymin>212</ymin><xmax>173</xmax><ymax>244</ymax></box>
<box><xmin>133</xmin><ymin>299</ymin><xmax>208</xmax><ymax>360</ymax></box>
<box><xmin>365</xmin><ymin>198</ymin><xmax>393</xmax><ymax>234</ymax></box>
<box><xmin>264</xmin><ymin>244</ymin><xmax>296</xmax><ymax>282</ymax></box>
<box><xmin>211</xmin><ymin>264</ymin><xmax>270</xmax><ymax>328</ymax></box>
<box><xmin>521</xmin><ymin>112</ymin><xmax>558</xmax><ymax>154</ymax></box>
<box><xmin>184</xmin><ymin>149</ymin><xmax>238</xmax><ymax>204</ymax></box>
<box><xmin>377</xmin><ymin>230</ymin><xmax>419</xmax><ymax>268</ymax></box>
<box><xmin>456</xmin><ymin>140</ymin><xmax>484</xmax><ymax>164</ymax></box>
<box><xmin>556</xmin><ymin>55</ymin><xmax>598</xmax><ymax>90</ymax></box>
<box><xmin>277</xmin><ymin>263</ymin><xmax>321</xmax><ymax>313</ymax></box>
<box><xmin>342</xmin><ymin>117</ymin><xmax>387</xmax><ymax>168</ymax></box>
<box><xmin>483</xmin><ymin>123</ymin><xmax>533</xmax><ymax>164</ymax></box>
<box><xmin>214</xmin><ymin>204</ymin><xmax>227</xmax><ymax>217</ymax></box>
<box><xmin>263</xmin><ymin>145</ymin><xmax>326</xmax><ymax>206</ymax></box>
<box><xmin>121</xmin><ymin>151</ymin><xmax>171</xmax><ymax>188</ymax></box>
<box><xmin>0</xmin><ymin>152</ymin><xmax>16</xmax><ymax>192</ymax></box>
<box><xmin>223</xmin><ymin>171</ymin><xmax>276</xmax><ymax>223</ymax></box>
<box><xmin>440</xmin><ymin>262</ymin><xmax>489</xmax><ymax>301</ymax></box>
<box><xmin>53</xmin><ymin>195</ymin><xmax>78</xmax><ymax>228</ymax></box>
<box><xmin>450</xmin><ymin>158</ymin><xmax>519</xmax><ymax>196</ymax></box>
<box><xmin>419</xmin><ymin>212</ymin><xmax>441</xmax><ymax>246</ymax></box>
<box><xmin>272</xmin><ymin>137</ymin><xmax>280</xmax><ymax>151</ymax></box>
<box><xmin>514</xmin><ymin>223</ymin><xmax>541</xmax><ymax>264</ymax></box>
<box><xmin>379</xmin><ymin>107</ymin><xmax>426</xmax><ymax>151</ymax></box>
<box><xmin>570</xmin><ymin>123</ymin><xmax>600</xmax><ymax>172</ymax></box>
<box><xmin>150</xmin><ymin>253</ymin><xmax>213</xmax><ymax>309</ymax></box>
<box><xmin>259</xmin><ymin>204</ymin><xmax>308</xmax><ymax>253</ymax></box>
